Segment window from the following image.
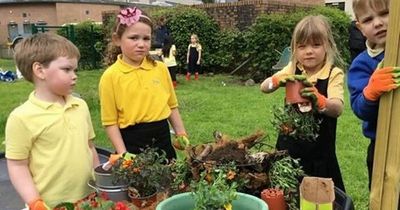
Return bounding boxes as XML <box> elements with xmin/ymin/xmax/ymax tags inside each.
<box><xmin>8</xmin><ymin>21</ymin><xmax>19</xmax><ymax>40</ymax></box>
<box><xmin>23</xmin><ymin>21</ymin><xmax>32</xmax><ymax>34</ymax></box>
<box><xmin>326</xmin><ymin>2</ymin><xmax>345</xmax><ymax>11</ymax></box>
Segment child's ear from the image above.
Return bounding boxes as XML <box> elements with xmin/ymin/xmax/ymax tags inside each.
<box><xmin>355</xmin><ymin>21</ymin><xmax>367</xmax><ymax>37</ymax></box>
<box><xmin>32</xmin><ymin>62</ymin><xmax>45</xmax><ymax>80</ymax></box>
<box><xmin>112</xmin><ymin>33</ymin><xmax>121</xmax><ymax>47</ymax></box>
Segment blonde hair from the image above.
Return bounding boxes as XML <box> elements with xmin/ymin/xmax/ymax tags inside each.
<box><xmin>104</xmin><ymin>8</ymin><xmax>155</xmax><ymax>66</ymax></box>
<box><xmin>353</xmin><ymin>0</ymin><xmax>389</xmax><ymax>20</ymax></box>
<box><xmin>290</xmin><ymin>15</ymin><xmax>343</xmax><ymax>69</ymax></box>
<box><xmin>191</xmin><ymin>34</ymin><xmax>199</xmax><ymax>43</ymax></box>
<box><xmin>14</xmin><ymin>33</ymin><xmax>80</xmax><ymax>83</ymax></box>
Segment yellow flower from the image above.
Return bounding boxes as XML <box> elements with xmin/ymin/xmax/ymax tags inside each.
<box><xmin>224</xmin><ymin>203</ymin><xmax>232</xmax><ymax>210</ymax></box>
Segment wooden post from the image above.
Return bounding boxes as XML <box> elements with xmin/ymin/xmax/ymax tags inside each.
<box><xmin>370</xmin><ymin>0</ymin><xmax>400</xmax><ymax>209</ymax></box>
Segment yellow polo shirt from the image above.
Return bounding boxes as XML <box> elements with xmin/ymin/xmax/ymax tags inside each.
<box><xmin>274</xmin><ymin>62</ymin><xmax>344</xmax><ymax>102</ymax></box>
<box><xmin>99</xmin><ymin>55</ymin><xmax>178</xmax><ymax>128</ymax></box>
<box><xmin>5</xmin><ymin>92</ymin><xmax>95</xmax><ymax>207</ymax></box>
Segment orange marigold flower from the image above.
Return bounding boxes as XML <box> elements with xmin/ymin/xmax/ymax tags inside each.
<box><xmin>227</xmin><ymin>170</ymin><xmax>236</xmax><ymax>180</ymax></box>
<box><xmin>133</xmin><ymin>167</ymin><xmax>141</xmax><ymax>173</ymax></box>
<box><xmin>122</xmin><ymin>159</ymin><xmax>133</xmax><ymax>168</ymax></box>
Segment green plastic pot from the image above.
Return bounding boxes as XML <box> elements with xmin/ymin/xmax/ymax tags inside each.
<box><xmin>156</xmin><ymin>192</ymin><xmax>268</xmax><ymax>210</ymax></box>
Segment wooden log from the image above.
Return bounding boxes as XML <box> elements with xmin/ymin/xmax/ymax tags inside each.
<box><xmin>370</xmin><ymin>0</ymin><xmax>400</xmax><ymax>209</ymax></box>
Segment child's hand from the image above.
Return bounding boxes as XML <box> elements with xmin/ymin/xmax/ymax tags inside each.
<box><xmin>173</xmin><ymin>133</ymin><xmax>190</xmax><ymax>150</ymax></box>
<box><xmin>272</xmin><ymin>74</ymin><xmax>309</xmax><ymax>88</ymax></box>
<box><xmin>29</xmin><ymin>198</ymin><xmax>50</xmax><ymax>210</ymax></box>
<box><xmin>301</xmin><ymin>86</ymin><xmax>327</xmax><ymax>111</ymax></box>
<box><xmin>363</xmin><ymin>66</ymin><xmax>400</xmax><ymax>101</ymax></box>
<box><xmin>122</xmin><ymin>152</ymin><xmax>136</xmax><ymax>160</ymax></box>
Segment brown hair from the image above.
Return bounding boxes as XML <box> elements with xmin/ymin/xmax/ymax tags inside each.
<box><xmin>104</xmin><ymin>8</ymin><xmax>155</xmax><ymax>66</ymax></box>
<box><xmin>290</xmin><ymin>15</ymin><xmax>344</xmax><ymax>69</ymax></box>
<box><xmin>353</xmin><ymin>0</ymin><xmax>389</xmax><ymax>20</ymax></box>
<box><xmin>14</xmin><ymin>33</ymin><xmax>80</xmax><ymax>83</ymax></box>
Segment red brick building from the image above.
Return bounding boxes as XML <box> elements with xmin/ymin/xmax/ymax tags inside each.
<box><xmin>0</xmin><ymin>0</ymin><xmax>134</xmax><ymax>46</ymax></box>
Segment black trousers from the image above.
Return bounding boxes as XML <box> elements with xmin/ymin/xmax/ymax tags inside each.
<box><xmin>120</xmin><ymin>119</ymin><xmax>176</xmax><ymax>160</ymax></box>
<box><xmin>168</xmin><ymin>66</ymin><xmax>177</xmax><ymax>82</ymax></box>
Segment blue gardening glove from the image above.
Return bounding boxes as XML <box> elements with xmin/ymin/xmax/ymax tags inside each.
<box><xmin>173</xmin><ymin>133</ymin><xmax>190</xmax><ymax>150</ymax></box>
<box><xmin>363</xmin><ymin>66</ymin><xmax>400</xmax><ymax>101</ymax></box>
<box><xmin>301</xmin><ymin>86</ymin><xmax>327</xmax><ymax>110</ymax></box>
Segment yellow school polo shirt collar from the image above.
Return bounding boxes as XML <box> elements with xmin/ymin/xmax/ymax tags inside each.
<box><xmin>297</xmin><ymin>62</ymin><xmax>332</xmax><ymax>83</ymax></box>
<box><xmin>29</xmin><ymin>91</ymin><xmax>80</xmax><ymax>110</ymax></box>
<box><xmin>116</xmin><ymin>55</ymin><xmax>154</xmax><ymax>73</ymax></box>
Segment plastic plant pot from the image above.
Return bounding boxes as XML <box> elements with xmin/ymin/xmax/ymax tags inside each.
<box><xmin>285</xmin><ymin>80</ymin><xmax>309</xmax><ymax>104</ymax></box>
<box><xmin>261</xmin><ymin>188</ymin><xmax>287</xmax><ymax>210</ymax></box>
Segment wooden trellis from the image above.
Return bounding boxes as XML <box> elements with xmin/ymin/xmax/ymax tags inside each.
<box><xmin>370</xmin><ymin>0</ymin><xmax>400</xmax><ymax>209</ymax></box>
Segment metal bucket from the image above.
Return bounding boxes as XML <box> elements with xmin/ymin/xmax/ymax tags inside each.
<box><xmin>94</xmin><ymin>164</ymin><xmax>128</xmax><ymax>188</ymax></box>
<box><xmin>88</xmin><ymin>180</ymin><xmax>129</xmax><ymax>202</ymax></box>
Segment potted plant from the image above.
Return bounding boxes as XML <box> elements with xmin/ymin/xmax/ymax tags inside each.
<box><xmin>268</xmin><ymin>156</ymin><xmax>304</xmax><ymax>210</ymax></box>
<box><xmin>191</xmin><ymin>169</ymin><xmax>238</xmax><ymax>210</ymax></box>
<box><xmin>157</xmin><ymin>164</ymin><xmax>268</xmax><ymax>210</ymax></box>
<box><xmin>112</xmin><ymin>148</ymin><xmax>172</xmax><ymax>208</ymax></box>
<box><xmin>271</xmin><ymin>104</ymin><xmax>320</xmax><ymax>141</ymax></box>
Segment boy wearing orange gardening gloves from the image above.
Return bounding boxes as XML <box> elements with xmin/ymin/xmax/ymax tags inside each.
<box><xmin>348</xmin><ymin>0</ymin><xmax>400</xmax><ymax>189</ymax></box>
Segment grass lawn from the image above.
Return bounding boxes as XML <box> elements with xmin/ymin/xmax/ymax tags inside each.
<box><xmin>0</xmin><ymin>59</ymin><xmax>369</xmax><ymax>209</ymax></box>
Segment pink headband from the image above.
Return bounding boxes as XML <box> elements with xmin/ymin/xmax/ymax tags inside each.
<box><xmin>117</xmin><ymin>7</ymin><xmax>151</xmax><ymax>27</ymax></box>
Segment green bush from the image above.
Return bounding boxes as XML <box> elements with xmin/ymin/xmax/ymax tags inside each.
<box><xmin>58</xmin><ymin>21</ymin><xmax>106</xmax><ymax>70</ymax></box>
<box><xmin>245</xmin><ymin>6</ymin><xmax>351</xmax><ymax>77</ymax></box>
<box><xmin>151</xmin><ymin>7</ymin><xmax>220</xmax><ymax>73</ymax></box>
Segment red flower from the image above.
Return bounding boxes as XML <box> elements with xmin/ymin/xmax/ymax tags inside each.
<box><xmin>115</xmin><ymin>202</ymin><xmax>129</xmax><ymax>210</ymax></box>
<box><xmin>100</xmin><ymin>192</ymin><xmax>110</xmax><ymax>200</ymax></box>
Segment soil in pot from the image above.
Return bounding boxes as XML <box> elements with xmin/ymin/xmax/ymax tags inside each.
<box><xmin>128</xmin><ymin>187</ymin><xmax>158</xmax><ymax>208</ymax></box>
<box><xmin>261</xmin><ymin>188</ymin><xmax>287</xmax><ymax>210</ymax></box>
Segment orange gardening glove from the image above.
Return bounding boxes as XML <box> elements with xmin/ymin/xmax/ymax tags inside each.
<box><xmin>173</xmin><ymin>133</ymin><xmax>190</xmax><ymax>150</ymax></box>
<box><xmin>363</xmin><ymin>66</ymin><xmax>400</xmax><ymax>101</ymax></box>
<box><xmin>271</xmin><ymin>74</ymin><xmax>309</xmax><ymax>88</ymax></box>
<box><xmin>28</xmin><ymin>198</ymin><xmax>50</xmax><ymax>210</ymax></box>
<box><xmin>301</xmin><ymin>86</ymin><xmax>327</xmax><ymax>111</ymax></box>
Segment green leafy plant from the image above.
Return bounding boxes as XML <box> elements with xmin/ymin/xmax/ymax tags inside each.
<box><xmin>191</xmin><ymin>168</ymin><xmax>239</xmax><ymax>210</ymax></box>
<box><xmin>271</xmin><ymin>104</ymin><xmax>320</xmax><ymax>141</ymax></box>
<box><xmin>269</xmin><ymin>156</ymin><xmax>304</xmax><ymax>210</ymax></box>
<box><xmin>170</xmin><ymin>157</ymin><xmax>192</xmax><ymax>193</ymax></box>
<box><xmin>112</xmin><ymin>148</ymin><xmax>172</xmax><ymax>198</ymax></box>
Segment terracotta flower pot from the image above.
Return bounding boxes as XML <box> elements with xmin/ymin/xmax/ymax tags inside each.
<box><xmin>128</xmin><ymin>187</ymin><xmax>158</xmax><ymax>208</ymax></box>
<box><xmin>285</xmin><ymin>80</ymin><xmax>309</xmax><ymax>104</ymax></box>
<box><xmin>261</xmin><ymin>188</ymin><xmax>287</xmax><ymax>210</ymax></box>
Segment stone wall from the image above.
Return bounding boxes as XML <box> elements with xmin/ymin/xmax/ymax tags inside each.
<box><xmin>192</xmin><ymin>0</ymin><xmax>324</xmax><ymax>30</ymax></box>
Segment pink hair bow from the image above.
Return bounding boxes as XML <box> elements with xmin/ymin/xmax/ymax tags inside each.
<box><xmin>117</xmin><ymin>7</ymin><xmax>142</xmax><ymax>26</ymax></box>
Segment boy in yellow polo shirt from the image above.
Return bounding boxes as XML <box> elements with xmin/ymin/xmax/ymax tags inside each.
<box><xmin>5</xmin><ymin>33</ymin><xmax>100</xmax><ymax>209</ymax></box>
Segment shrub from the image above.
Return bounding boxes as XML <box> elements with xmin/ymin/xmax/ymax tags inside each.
<box><xmin>245</xmin><ymin>6</ymin><xmax>351</xmax><ymax>77</ymax></box>
<box><xmin>151</xmin><ymin>7</ymin><xmax>220</xmax><ymax>73</ymax></box>
<box><xmin>58</xmin><ymin>21</ymin><xmax>106</xmax><ymax>70</ymax></box>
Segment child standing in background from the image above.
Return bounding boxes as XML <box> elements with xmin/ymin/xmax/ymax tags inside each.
<box><xmin>348</xmin><ymin>0</ymin><xmax>400</xmax><ymax>189</ymax></box>
<box><xmin>6</xmin><ymin>33</ymin><xmax>100</xmax><ymax>209</ymax></box>
<box><xmin>100</xmin><ymin>7</ymin><xmax>189</xmax><ymax>160</ymax></box>
<box><xmin>186</xmin><ymin>34</ymin><xmax>202</xmax><ymax>81</ymax></box>
<box><xmin>162</xmin><ymin>35</ymin><xmax>178</xmax><ymax>88</ymax></box>
<box><xmin>260</xmin><ymin>15</ymin><xmax>346</xmax><ymax>191</ymax></box>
